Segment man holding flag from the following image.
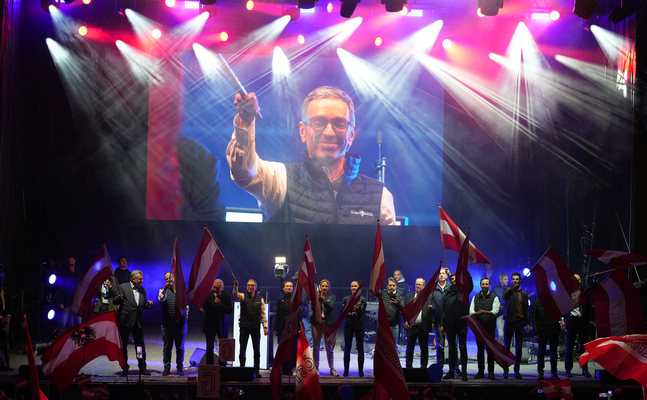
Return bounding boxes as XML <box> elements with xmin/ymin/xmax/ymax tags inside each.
<box><xmin>341</xmin><ymin>280</ymin><xmax>367</xmax><ymax>377</ymax></box>
<box><xmin>403</xmin><ymin>278</ymin><xmax>434</xmax><ymax>370</ymax></box>
<box><xmin>440</xmin><ymin>274</ymin><xmax>470</xmax><ymax>381</ymax></box>
<box><xmin>502</xmin><ymin>272</ymin><xmax>530</xmax><ymax>379</ymax></box>
<box><xmin>159</xmin><ymin>272</ymin><xmax>188</xmax><ymax>376</ymax></box>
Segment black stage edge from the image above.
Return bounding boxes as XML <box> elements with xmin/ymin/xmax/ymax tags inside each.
<box><xmin>2</xmin><ymin>372</ymin><xmax>644</xmax><ymax>400</ymax></box>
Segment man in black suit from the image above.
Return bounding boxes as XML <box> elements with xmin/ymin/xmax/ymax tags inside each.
<box><xmin>159</xmin><ymin>272</ymin><xmax>189</xmax><ymax>376</ymax></box>
<box><xmin>561</xmin><ymin>274</ymin><xmax>592</xmax><ymax>378</ymax></box>
<box><xmin>199</xmin><ymin>279</ymin><xmax>233</xmax><ymax>365</ymax></box>
<box><xmin>115</xmin><ymin>270</ymin><xmax>154</xmax><ymax>375</ymax></box>
<box><xmin>404</xmin><ymin>278</ymin><xmax>434</xmax><ymax>369</ymax></box>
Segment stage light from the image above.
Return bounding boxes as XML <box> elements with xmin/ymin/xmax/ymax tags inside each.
<box><xmin>199</xmin><ymin>3</ymin><xmax>218</xmax><ymax>18</ymax></box>
<box><xmin>151</xmin><ymin>28</ymin><xmax>162</xmax><ymax>39</ymax></box>
<box><xmin>327</xmin><ymin>2</ymin><xmax>333</xmax><ymax>12</ymax></box>
<box><xmin>78</xmin><ymin>26</ymin><xmax>88</xmax><ymax>36</ymax></box>
<box><xmin>523</xmin><ymin>267</ymin><xmax>530</xmax><ymax>277</ymax></box>
<box><xmin>116</xmin><ymin>0</ymin><xmax>136</xmax><ymax>15</ymax></box>
<box><xmin>298</xmin><ymin>0</ymin><xmax>316</xmax><ymax>9</ymax></box>
<box><xmin>301</xmin><ymin>7</ymin><xmax>315</xmax><ymax>13</ymax></box>
<box><xmin>272</xmin><ymin>46</ymin><xmax>290</xmax><ymax>77</ymax></box>
<box><xmin>340</xmin><ymin>0</ymin><xmax>360</xmax><ymax>18</ymax></box>
<box><xmin>573</xmin><ymin>0</ymin><xmax>597</xmax><ymax>19</ymax></box>
<box><xmin>531</xmin><ymin>12</ymin><xmax>550</xmax><ymax>19</ymax></box>
<box><xmin>185</xmin><ymin>1</ymin><xmax>199</xmax><ymax>8</ymax></box>
<box><xmin>477</xmin><ymin>7</ymin><xmax>485</xmax><ymax>17</ymax></box>
<box><xmin>82</xmin><ymin>0</ymin><xmax>91</xmax><ymax>3</ymax></box>
<box><xmin>47</xmin><ymin>309</ymin><xmax>56</xmax><ymax>320</ymax></box>
<box><xmin>399</xmin><ymin>5</ymin><xmax>408</xmax><ymax>15</ymax></box>
<box><xmin>550</xmin><ymin>10</ymin><xmax>560</xmax><ymax>20</ymax></box>
<box><xmin>64</xmin><ymin>0</ymin><xmax>74</xmax><ymax>4</ymax></box>
<box><xmin>283</xmin><ymin>6</ymin><xmax>300</xmax><ymax>21</ymax></box>
<box><xmin>407</xmin><ymin>8</ymin><xmax>422</xmax><ymax>16</ymax></box>
<box><xmin>382</xmin><ymin>0</ymin><xmax>404</xmax><ymax>13</ymax></box>
<box><xmin>550</xmin><ymin>281</ymin><xmax>557</xmax><ymax>291</ymax></box>
<box><xmin>246</xmin><ymin>0</ymin><xmax>254</xmax><ymax>9</ymax></box>
<box><xmin>477</xmin><ymin>0</ymin><xmax>502</xmax><ymax>16</ymax></box>
<box><xmin>297</xmin><ymin>34</ymin><xmax>305</xmax><ymax>44</ymax></box>
<box><xmin>442</xmin><ymin>39</ymin><xmax>451</xmax><ymax>48</ymax></box>
<box><xmin>375</xmin><ymin>37</ymin><xmax>382</xmax><ymax>46</ymax></box>
<box><xmin>220</xmin><ymin>31</ymin><xmax>229</xmax><ymax>41</ymax></box>
<box><xmin>165</xmin><ymin>0</ymin><xmax>176</xmax><ymax>7</ymax></box>
<box><xmin>41</xmin><ymin>0</ymin><xmax>60</xmax><ymax>12</ymax></box>
<box><xmin>200</xmin><ymin>0</ymin><xmax>217</xmax><ymax>6</ymax></box>
<box><xmin>608</xmin><ymin>0</ymin><xmax>639</xmax><ymax>24</ymax></box>
<box><xmin>48</xmin><ymin>273</ymin><xmax>57</xmax><ymax>285</ymax></box>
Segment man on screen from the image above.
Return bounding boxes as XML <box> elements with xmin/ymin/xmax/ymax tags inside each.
<box><xmin>226</xmin><ymin>86</ymin><xmax>396</xmax><ymax>224</ymax></box>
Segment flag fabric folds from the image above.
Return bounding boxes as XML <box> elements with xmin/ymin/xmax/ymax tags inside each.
<box><xmin>326</xmin><ymin>279</ymin><xmax>364</xmax><ymax>348</ymax></box>
<box><xmin>369</xmin><ymin>221</ymin><xmax>386</xmax><ymax>299</ymax></box>
<box><xmin>462</xmin><ymin>314</ymin><xmax>516</xmax><ymax>369</ymax></box>
<box><xmin>171</xmin><ymin>238</ymin><xmax>189</xmax><ymax>319</ymax></box>
<box><xmin>589</xmin><ymin>250</ymin><xmax>647</xmax><ymax>269</ymax></box>
<box><xmin>23</xmin><ymin>316</ymin><xmax>48</xmax><ymax>400</ymax></box>
<box><xmin>81</xmin><ymin>387</ymin><xmax>96</xmax><ymax>399</ymax></box>
<box><xmin>373</xmin><ymin>296</ymin><xmax>409</xmax><ymax>400</ymax></box>
<box><xmin>71</xmin><ymin>244</ymin><xmax>114</xmax><ymax>319</ymax></box>
<box><xmin>438</xmin><ymin>205</ymin><xmax>491</xmax><ymax>264</ymax></box>
<box><xmin>296</xmin><ymin>322</ymin><xmax>323</xmax><ymax>400</ymax></box>
<box><xmin>188</xmin><ymin>226</ymin><xmax>224</xmax><ymax>308</ymax></box>
<box><xmin>580</xmin><ymin>335</ymin><xmax>647</xmax><ymax>388</ymax></box>
<box><xmin>455</xmin><ymin>229</ymin><xmax>472</xmax><ymax>309</ymax></box>
<box><xmin>298</xmin><ymin>237</ymin><xmax>321</xmax><ymax>329</ymax></box>
<box><xmin>590</xmin><ymin>271</ymin><xmax>646</xmax><ymax>337</ymax></box>
<box><xmin>401</xmin><ymin>265</ymin><xmax>440</xmax><ymax>322</ymax></box>
<box><xmin>75</xmin><ymin>374</ymin><xmax>91</xmax><ymax>387</ymax></box>
<box><xmin>41</xmin><ymin>311</ymin><xmax>124</xmax><ymax>391</ymax></box>
<box><xmin>530</xmin><ymin>247</ymin><xmax>588</xmax><ymax>320</ymax></box>
<box><xmin>271</xmin><ymin>239</ymin><xmax>307</xmax><ymax>400</ymax></box>
<box><xmin>539</xmin><ymin>379</ymin><xmax>573</xmax><ymax>400</ymax></box>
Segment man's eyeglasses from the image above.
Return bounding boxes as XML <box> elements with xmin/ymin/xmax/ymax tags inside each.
<box><xmin>302</xmin><ymin>116</ymin><xmax>353</xmax><ymax>134</ymax></box>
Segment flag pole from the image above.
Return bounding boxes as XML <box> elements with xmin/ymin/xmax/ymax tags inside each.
<box><xmin>204</xmin><ymin>225</ymin><xmax>237</xmax><ymax>282</ymax></box>
<box><xmin>438</xmin><ymin>205</ymin><xmax>449</xmax><ymax>272</ymax></box>
<box><xmin>519</xmin><ymin>245</ymin><xmax>553</xmax><ymax>285</ymax></box>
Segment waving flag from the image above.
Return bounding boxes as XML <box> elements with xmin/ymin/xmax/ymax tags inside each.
<box><xmin>530</xmin><ymin>247</ymin><xmax>587</xmax><ymax>320</ymax></box>
<box><xmin>580</xmin><ymin>335</ymin><xmax>647</xmax><ymax>388</ymax></box>
<box><xmin>41</xmin><ymin>312</ymin><xmax>124</xmax><ymax>391</ymax></box>
<box><xmin>71</xmin><ymin>244</ymin><xmax>114</xmax><ymax>319</ymax></box>
<box><xmin>299</xmin><ymin>237</ymin><xmax>321</xmax><ymax>329</ymax></box>
<box><xmin>438</xmin><ymin>205</ymin><xmax>491</xmax><ymax>264</ymax></box>
<box><xmin>462</xmin><ymin>314</ymin><xmax>516</xmax><ymax>369</ymax></box>
<box><xmin>401</xmin><ymin>264</ymin><xmax>441</xmax><ymax>322</ymax></box>
<box><xmin>296</xmin><ymin>322</ymin><xmax>323</xmax><ymax>400</ymax></box>
<box><xmin>326</xmin><ymin>279</ymin><xmax>365</xmax><ymax>348</ymax></box>
<box><xmin>369</xmin><ymin>221</ymin><xmax>386</xmax><ymax>299</ymax></box>
<box><xmin>455</xmin><ymin>228</ymin><xmax>472</xmax><ymax>309</ymax></box>
<box><xmin>23</xmin><ymin>316</ymin><xmax>49</xmax><ymax>400</ymax></box>
<box><xmin>590</xmin><ymin>271</ymin><xmax>646</xmax><ymax>337</ymax></box>
<box><xmin>589</xmin><ymin>249</ymin><xmax>647</xmax><ymax>270</ymax></box>
<box><xmin>373</xmin><ymin>296</ymin><xmax>409</xmax><ymax>400</ymax></box>
<box><xmin>171</xmin><ymin>238</ymin><xmax>189</xmax><ymax>318</ymax></box>
<box><xmin>539</xmin><ymin>379</ymin><xmax>573</xmax><ymax>400</ymax></box>
<box><xmin>188</xmin><ymin>226</ymin><xmax>224</xmax><ymax>308</ymax></box>
<box><xmin>271</xmin><ymin>239</ymin><xmax>307</xmax><ymax>400</ymax></box>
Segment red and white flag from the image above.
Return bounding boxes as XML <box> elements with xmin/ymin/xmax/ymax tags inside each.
<box><xmin>369</xmin><ymin>221</ymin><xmax>386</xmax><ymax>299</ymax></box>
<box><xmin>81</xmin><ymin>387</ymin><xmax>96</xmax><ymax>399</ymax></box>
<box><xmin>96</xmin><ymin>383</ymin><xmax>110</xmax><ymax>397</ymax></box>
<box><xmin>75</xmin><ymin>374</ymin><xmax>91</xmax><ymax>387</ymax></box>
<box><xmin>41</xmin><ymin>311</ymin><xmax>124</xmax><ymax>391</ymax></box>
<box><xmin>373</xmin><ymin>296</ymin><xmax>409</xmax><ymax>400</ymax></box>
<box><xmin>298</xmin><ymin>237</ymin><xmax>321</xmax><ymax>329</ymax></box>
<box><xmin>170</xmin><ymin>238</ymin><xmax>189</xmax><ymax>319</ymax></box>
<box><xmin>589</xmin><ymin>250</ymin><xmax>647</xmax><ymax>270</ymax></box>
<box><xmin>580</xmin><ymin>335</ymin><xmax>647</xmax><ymax>388</ymax></box>
<box><xmin>539</xmin><ymin>378</ymin><xmax>573</xmax><ymax>400</ymax></box>
<box><xmin>23</xmin><ymin>316</ymin><xmax>49</xmax><ymax>400</ymax></box>
<box><xmin>455</xmin><ymin>228</ymin><xmax>472</xmax><ymax>309</ymax></box>
<box><xmin>188</xmin><ymin>226</ymin><xmax>224</xmax><ymax>308</ymax></box>
<box><xmin>296</xmin><ymin>322</ymin><xmax>323</xmax><ymax>400</ymax></box>
<box><xmin>326</xmin><ymin>279</ymin><xmax>365</xmax><ymax>348</ymax></box>
<box><xmin>462</xmin><ymin>314</ymin><xmax>516</xmax><ymax>369</ymax></box>
<box><xmin>438</xmin><ymin>205</ymin><xmax>491</xmax><ymax>264</ymax></box>
<box><xmin>590</xmin><ymin>271</ymin><xmax>646</xmax><ymax>337</ymax></box>
<box><xmin>71</xmin><ymin>244</ymin><xmax>114</xmax><ymax>319</ymax></box>
<box><xmin>401</xmin><ymin>264</ymin><xmax>441</xmax><ymax>322</ymax></box>
<box><xmin>271</xmin><ymin>244</ymin><xmax>305</xmax><ymax>400</ymax></box>
<box><xmin>530</xmin><ymin>247</ymin><xmax>588</xmax><ymax>320</ymax></box>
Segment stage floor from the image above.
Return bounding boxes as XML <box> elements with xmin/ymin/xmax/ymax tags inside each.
<box><xmin>1</xmin><ymin>325</ymin><xmax>642</xmax><ymax>400</ymax></box>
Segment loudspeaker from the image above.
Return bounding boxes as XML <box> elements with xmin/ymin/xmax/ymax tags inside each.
<box><xmin>189</xmin><ymin>348</ymin><xmax>215</xmax><ymax>367</ymax></box>
<box><xmin>221</xmin><ymin>367</ymin><xmax>255</xmax><ymax>382</ymax></box>
<box><xmin>403</xmin><ymin>367</ymin><xmax>430</xmax><ymax>382</ymax></box>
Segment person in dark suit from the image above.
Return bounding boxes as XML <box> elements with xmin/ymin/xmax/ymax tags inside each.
<box><xmin>404</xmin><ymin>278</ymin><xmax>434</xmax><ymax>370</ymax></box>
<box><xmin>114</xmin><ymin>270</ymin><xmax>154</xmax><ymax>375</ymax></box>
<box><xmin>341</xmin><ymin>280</ymin><xmax>367</xmax><ymax>377</ymax></box>
<box><xmin>159</xmin><ymin>272</ymin><xmax>189</xmax><ymax>376</ymax></box>
<box><xmin>93</xmin><ymin>276</ymin><xmax>119</xmax><ymax>316</ymax></box>
<box><xmin>199</xmin><ymin>279</ymin><xmax>233</xmax><ymax>366</ymax></box>
<box><xmin>561</xmin><ymin>274</ymin><xmax>592</xmax><ymax>378</ymax></box>
<box><xmin>502</xmin><ymin>272</ymin><xmax>530</xmax><ymax>379</ymax></box>
<box><xmin>274</xmin><ymin>280</ymin><xmax>296</xmax><ymax>375</ymax></box>
<box><xmin>311</xmin><ymin>279</ymin><xmax>338</xmax><ymax>377</ymax></box>
<box><xmin>532</xmin><ymin>297</ymin><xmax>561</xmax><ymax>380</ymax></box>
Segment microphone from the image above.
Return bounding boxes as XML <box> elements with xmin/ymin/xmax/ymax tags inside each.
<box><xmin>377</xmin><ymin>131</ymin><xmax>382</xmax><ymax>145</ymax></box>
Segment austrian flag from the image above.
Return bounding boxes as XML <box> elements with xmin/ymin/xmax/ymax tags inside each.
<box><xmin>438</xmin><ymin>205</ymin><xmax>491</xmax><ymax>264</ymax></box>
<box><xmin>41</xmin><ymin>312</ymin><xmax>124</xmax><ymax>391</ymax></box>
